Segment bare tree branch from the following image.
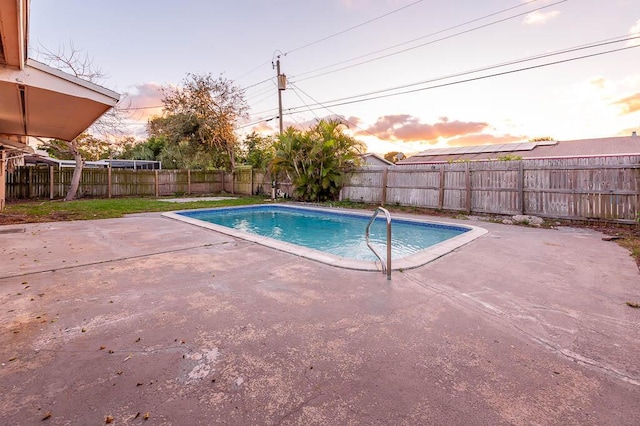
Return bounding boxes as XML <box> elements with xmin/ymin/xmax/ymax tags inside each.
<box><xmin>35</xmin><ymin>41</ymin><xmax>107</xmax><ymax>83</ymax></box>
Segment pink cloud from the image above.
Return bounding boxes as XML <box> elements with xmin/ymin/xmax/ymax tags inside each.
<box><xmin>360</xmin><ymin>115</ymin><xmax>488</xmax><ymax>143</ymax></box>
<box><xmin>123</xmin><ymin>82</ymin><xmax>164</xmax><ymax>121</ymax></box>
<box><xmin>613</xmin><ymin>92</ymin><xmax>640</xmax><ymax>115</ymax></box>
<box><xmin>589</xmin><ymin>77</ymin><xmax>606</xmax><ymax>89</ymax></box>
<box><xmin>249</xmin><ymin>121</ymin><xmax>277</xmax><ymax>134</ymax></box>
<box><xmin>346</xmin><ymin>116</ymin><xmax>362</xmax><ymax>126</ymax></box>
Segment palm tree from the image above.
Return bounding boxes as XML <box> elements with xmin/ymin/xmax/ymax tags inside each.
<box><xmin>271</xmin><ymin>119</ymin><xmax>365</xmax><ymax>201</ymax></box>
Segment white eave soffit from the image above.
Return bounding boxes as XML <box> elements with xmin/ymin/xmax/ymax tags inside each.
<box><xmin>0</xmin><ymin>59</ymin><xmax>120</xmax><ymax>103</ymax></box>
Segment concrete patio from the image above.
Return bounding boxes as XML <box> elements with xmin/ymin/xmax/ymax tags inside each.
<box><xmin>1</xmin><ymin>211</ymin><xmax>639</xmax><ymax>425</ymax></box>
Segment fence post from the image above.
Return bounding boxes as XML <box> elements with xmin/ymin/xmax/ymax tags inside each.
<box><xmin>438</xmin><ymin>164</ymin><xmax>445</xmax><ymax>210</ymax></box>
<box><xmin>58</xmin><ymin>166</ymin><xmax>63</xmax><ymax>199</ymax></box>
<box><xmin>381</xmin><ymin>168</ymin><xmax>388</xmax><ymax>206</ymax></box>
<box><xmin>0</xmin><ymin>150</ymin><xmax>5</xmax><ymax>210</ymax></box>
<box><xmin>49</xmin><ymin>166</ymin><xmax>54</xmax><ymax>199</ymax></box>
<box><xmin>187</xmin><ymin>170</ymin><xmax>191</xmax><ymax>194</ymax></box>
<box><xmin>518</xmin><ymin>160</ymin><xmax>525</xmax><ymax>214</ymax></box>
<box><xmin>154</xmin><ymin>170</ymin><xmax>159</xmax><ymax>197</ymax></box>
<box><xmin>250</xmin><ymin>167</ymin><xmax>254</xmax><ymax>196</ymax></box>
<box><xmin>465</xmin><ymin>162</ymin><xmax>472</xmax><ymax>214</ymax></box>
<box><xmin>108</xmin><ymin>166</ymin><xmax>112</xmax><ymax>198</ymax></box>
<box><xmin>231</xmin><ymin>170</ymin><xmax>235</xmax><ymax>195</ymax></box>
<box><xmin>28</xmin><ymin>167</ymin><xmax>33</xmax><ymax>199</ymax></box>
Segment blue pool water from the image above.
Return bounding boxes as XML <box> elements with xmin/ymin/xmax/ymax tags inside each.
<box><xmin>178</xmin><ymin>205</ymin><xmax>469</xmax><ymax>261</ymax></box>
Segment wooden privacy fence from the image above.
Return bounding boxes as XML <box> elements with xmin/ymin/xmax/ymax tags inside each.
<box><xmin>5</xmin><ymin>167</ymin><xmax>292</xmax><ymax>200</ymax></box>
<box><xmin>232</xmin><ymin>166</ymin><xmax>293</xmax><ymax>198</ymax></box>
<box><xmin>341</xmin><ymin>156</ymin><xmax>640</xmax><ymax>223</ymax></box>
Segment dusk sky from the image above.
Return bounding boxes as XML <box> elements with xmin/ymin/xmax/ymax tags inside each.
<box><xmin>29</xmin><ymin>0</ymin><xmax>640</xmax><ymax>155</ymax></box>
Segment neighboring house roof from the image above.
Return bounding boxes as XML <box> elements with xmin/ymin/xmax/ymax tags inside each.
<box><xmin>24</xmin><ymin>154</ymin><xmax>162</xmax><ymax>170</ymax></box>
<box><xmin>397</xmin><ymin>135</ymin><xmax>640</xmax><ymax>165</ymax></box>
<box><xmin>360</xmin><ymin>153</ymin><xmax>395</xmax><ymax>167</ymax></box>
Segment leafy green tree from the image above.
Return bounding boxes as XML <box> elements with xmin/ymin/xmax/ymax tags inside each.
<box><xmin>241</xmin><ymin>132</ymin><xmax>275</xmax><ymax>170</ymax></box>
<box><xmin>271</xmin><ymin>119</ymin><xmax>365</xmax><ymax>201</ymax></box>
<box><xmin>384</xmin><ymin>151</ymin><xmax>401</xmax><ymax>164</ymax></box>
<box><xmin>497</xmin><ymin>154</ymin><xmax>523</xmax><ymax>161</ymax></box>
<box><xmin>118</xmin><ymin>136</ymin><xmax>166</xmax><ymax>161</ymax></box>
<box><xmin>40</xmin><ymin>133</ymin><xmax>110</xmax><ymax>161</ymax></box>
<box><xmin>150</xmin><ymin>73</ymin><xmax>248</xmax><ymax>170</ymax></box>
<box><xmin>529</xmin><ymin>136</ymin><xmax>554</xmax><ymax>142</ymax></box>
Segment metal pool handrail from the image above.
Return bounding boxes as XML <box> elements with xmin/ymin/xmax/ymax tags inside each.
<box><xmin>366</xmin><ymin>206</ymin><xmax>392</xmax><ymax>280</ymax></box>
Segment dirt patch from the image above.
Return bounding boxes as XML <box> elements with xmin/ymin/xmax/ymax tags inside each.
<box><xmin>0</xmin><ymin>211</ymin><xmax>77</xmax><ymax>225</ymax></box>
<box><xmin>0</xmin><ymin>213</ymin><xmax>32</xmax><ymax>225</ymax></box>
<box><xmin>0</xmin><ymin>202</ymin><xmax>80</xmax><ymax>225</ymax></box>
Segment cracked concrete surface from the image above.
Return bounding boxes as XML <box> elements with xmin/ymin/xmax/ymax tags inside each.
<box><xmin>1</xmin><ymin>213</ymin><xmax>639</xmax><ymax>425</ymax></box>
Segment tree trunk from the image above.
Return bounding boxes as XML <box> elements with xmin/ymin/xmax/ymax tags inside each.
<box><xmin>65</xmin><ymin>149</ymin><xmax>84</xmax><ymax>201</ymax></box>
<box><xmin>228</xmin><ymin>147</ymin><xmax>235</xmax><ymax>170</ymax></box>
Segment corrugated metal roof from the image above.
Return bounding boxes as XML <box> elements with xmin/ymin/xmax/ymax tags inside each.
<box><xmin>398</xmin><ymin>136</ymin><xmax>640</xmax><ymax>164</ymax></box>
<box><xmin>412</xmin><ymin>140</ymin><xmax>555</xmax><ymax>157</ymax></box>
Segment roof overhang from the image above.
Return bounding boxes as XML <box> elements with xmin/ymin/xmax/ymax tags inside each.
<box><xmin>0</xmin><ymin>0</ymin><xmax>28</xmax><ymax>69</ymax></box>
<box><xmin>0</xmin><ymin>134</ymin><xmax>33</xmax><ymax>153</ymax></box>
<box><xmin>0</xmin><ymin>59</ymin><xmax>120</xmax><ymax>147</ymax></box>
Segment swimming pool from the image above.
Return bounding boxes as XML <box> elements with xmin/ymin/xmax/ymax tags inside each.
<box><xmin>163</xmin><ymin>204</ymin><xmax>486</xmax><ymax>271</ymax></box>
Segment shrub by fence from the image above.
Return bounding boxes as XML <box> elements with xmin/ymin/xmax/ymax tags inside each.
<box><xmin>341</xmin><ymin>156</ymin><xmax>640</xmax><ymax>223</ymax></box>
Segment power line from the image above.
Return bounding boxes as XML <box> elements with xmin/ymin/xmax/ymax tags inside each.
<box><xmin>249</xmin><ymin>106</ymin><xmax>279</xmax><ymax>118</ymax></box>
<box><xmin>246</xmin><ymin>83</ymin><xmax>277</xmax><ymax>101</ymax></box>
<box><xmin>248</xmin><ymin>91</ymin><xmax>277</xmax><ymax>110</ymax></box>
<box><xmin>123</xmin><ymin>40</ymin><xmax>639</xmax><ymax>135</ymax></box>
<box><xmin>290</xmin><ymin>82</ymin><xmax>378</xmax><ymax>138</ymax></box>
<box><xmin>284</xmin><ymin>44</ymin><xmax>639</xmax><ymax>114</ymax></box>
<box><xmin>284</xmin><ymin>0</ymin><xmax>425</xmax><ymax>55</ymax></box>
<box><xmin>289</xmin><ymin>82</ymin><xmax>418</xmax><ymax>153</ymax></box>
<box><xmin>286</xmin><ymin>113</ymin><xmax>311</xmax><ymax>128</ymax></box>
<box><xmin>291</xmin><ymin>34</ymin><xmax>640</xmax><ymax>108</ymax></box>
<box><xmin>243</xmin><ymin>77</ymin><xmax>273</xmax><ymax>90</ymax></box>
<box><xmin>119</xmin><ymin>78</ymin><xmax>274</xmax><ymax>112</ymax></box>
<box><xmin>288</xmin><ymin>84</ymin><xmax>322</xmax><ymax>121</ymax></box>
<box><xmin>238</xmin><ymin>116</ymin><xmax>278</xmax><ymax>130</ymax></box>
<box><xmin>122</xmin><ymin>0</ymin><xmax>554</xmax><ymax>113</ymax></box>
<box><xmin>233</xmin><ymin>59</ymin><xmax>272</xmax><ymax>82</ymax></box>
<box><xmin>294</xmin><ymin>0</ymin><xmax>568</xmax><ymax>83</ymax></box>
<box><xmin>247</xmin><ymin>80</ymin><xmax>281</xmax><ymax>116</ymax></box>
<box><xmin>232</xmin><ymin>0</ymin><xmax>425</xmax><ymax>89</ymax></box>
<box><xmin>294</xmin><ymin>0</ymin><xmax>546</xmax><ymax>79</ymax></box>
<box><xmin>123</xmin><ymin>104</ymin><xmax>163</xmax><ymax>111</ymax></box>
<box><xmin>232</xmin><ymin>0</ymin><xmax>548</xmax><ymax>110</ymax></box>
<box><xmin>119</xmin><ymin>3</ymin><xmax>555</xmax><ymax>115</ymax></box>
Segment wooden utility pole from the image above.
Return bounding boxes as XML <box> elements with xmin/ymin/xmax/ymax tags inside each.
<box><xmin>272</xmin><ymin>53</ymin><xmax>287</xmax><ymax>201</ymax></box>
<box><xmin>275</xmin><ymin>57</ymin><xmax>286</xmax><ymax>134</ymax></box>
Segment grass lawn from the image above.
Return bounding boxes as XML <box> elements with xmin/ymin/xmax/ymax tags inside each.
<box><xmin>0</xmin><ymin>195</ymin><xmax>268</xmax><ymax>224</ymax></box>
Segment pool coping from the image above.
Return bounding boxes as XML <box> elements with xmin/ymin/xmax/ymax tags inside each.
<box><xmin>162</xmin><ymin>204</ymin><xmax>488</xmax><ymax>272</ymax></box>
